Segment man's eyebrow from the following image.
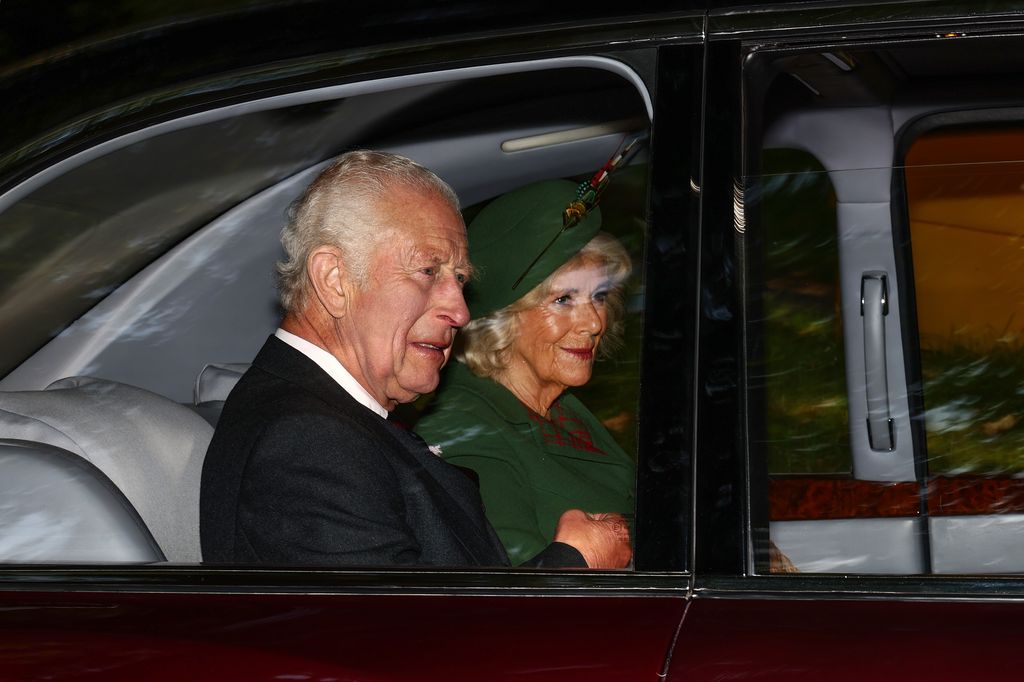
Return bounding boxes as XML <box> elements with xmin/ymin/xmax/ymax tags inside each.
<box><xmin>456</xmin><ymin>259</ymin><xmax>476</xmax><ymax>279</ymax></box>
<box><xmin>411</xmin><ymin>249</ymin><xmax>475</xmax><ymax>278</ymax></box>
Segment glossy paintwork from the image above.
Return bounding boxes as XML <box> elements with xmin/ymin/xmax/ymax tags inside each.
<box><xmin>6</xmin><ymin>2</ymin><xmax>1024</xmax><ymax>681</ymax></box>
<box><xmin>707</xmin><ymin>0</ymin><xmax>1024</xmax><ymax>38</ymax></box>
<box><xmin>635</xmin><ymin>43</ymin><xmax>702</xmax><ymax>572</ymax></box>
<box><xmin>0</xmin><ymin>589</ymin><xmax>685</xmax><ymax>681</ymax></box>
<box><xmin>672</xmin><ymin>596</ymin><xmax>1024</xmax><ymax>681</ymax></box>
<box><xmin>694</xmin><ymin>36</ymin><xmax>747</xmax><ymax>577</ymax></box>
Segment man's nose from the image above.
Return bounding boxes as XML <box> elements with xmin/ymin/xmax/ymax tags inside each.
<box><xmin>437</xmin><ymin>276</ymin><xmax>471</xmax><ymax>328</ymax></box>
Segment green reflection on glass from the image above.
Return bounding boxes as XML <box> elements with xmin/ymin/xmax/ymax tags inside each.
<box><xmin>757</xmin><ymin>149</ymin><xmax>851</xmax><ymax>475</ymax></box>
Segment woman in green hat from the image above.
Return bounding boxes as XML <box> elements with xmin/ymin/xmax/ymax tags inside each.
<box><xmin>415</xmin><ymin>178</ymin><xmax>636</xmax><ymax>566</ymax></box>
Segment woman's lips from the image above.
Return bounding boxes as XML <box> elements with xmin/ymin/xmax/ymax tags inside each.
<box><xmin>561</xmin><ymin>347</ymin><xmax>594</xmax><ymax>360</ymax></box>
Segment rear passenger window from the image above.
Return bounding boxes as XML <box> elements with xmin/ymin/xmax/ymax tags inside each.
<box><xmin>904</xmin><ymin>125</ymin><xmax>1024</xmax><ymax>475</ymax></box>
<box><xmin>757</xmin><ymin>149</ymin><xmax>850</xmax><ymax>477</ymax></box>
<box><xmin>745</xmin><ymin>37</ymin><xmax>1024</xmax><ymax>576</ymax></box>
<box><xmin>0</xmin><ymin>60</ymin><xmax>658</xmax><ymax>570</ymax></box>
<box><xmin>749</xmin><ymin>147</ymin><xmax>924</xmax><ymax>575</ymax></box>
<box><xmin>901</xmin><ymin>123</ymin><xmax>1024</xmax><ymax>573</ymax></box>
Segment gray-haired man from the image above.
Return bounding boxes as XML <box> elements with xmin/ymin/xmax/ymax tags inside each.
<box><xmin>200</xmin><ymin>150</ymin><xmax>631</xmax><ymax>568</ymax></box>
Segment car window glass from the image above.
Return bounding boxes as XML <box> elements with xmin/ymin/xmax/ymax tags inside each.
<box><xmin>744</xmin><ymin>38</ymin><xmax>1024</xmax><ymax>576</ymax></box>
<box><xmin>0</xmin><ymin>63</ymin><xmax>652</xmax><ymax>570</ymax></box>
<box><xmin>747</xmin><ymin>153</ymin><xmax>924</xmax><ymax>574</ymax></box>
<box><xmin>551</xmin><ymin>163</ymin><xmax>647</xmax><ymax>456</ymax></box>
<box><xmin>902</xmin><ymin>124</ymin><xmax>1024</xmax><ymax>574</ymax></box>
<box><xmin>0</xmin><ymin>100</ymin><xmax>356</xmax><ymax>381</ymax></box>
<box><xmin>905</xmin><ymin>125</ymin><xmax>1024</xmax><ymax>475</ymax></box>
<box><xmin>756</xmin><ymin>149</ymin><xmax>850</xmax><ymax>477</ymax></box>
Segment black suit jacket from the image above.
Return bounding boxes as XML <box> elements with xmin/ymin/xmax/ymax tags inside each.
<box><xmin>200</xmin><ymin>336</ymin><xmax>584</xmax><ymax>567</ymax></box>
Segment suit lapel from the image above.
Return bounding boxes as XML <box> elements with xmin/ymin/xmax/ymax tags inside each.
<box><xmin>253</xmin><ymin>336</ymin><xmax>506</xmax><ymax>565</ymax></box>
<box><xmin>383</xmin><ymin>421</ymin><xmax>507</xmax><ymax>565</ymax></box>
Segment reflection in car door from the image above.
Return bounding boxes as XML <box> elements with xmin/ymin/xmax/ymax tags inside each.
<box><xmin>675</xmin><ymin>5</ymin><xmax>1024</xmax><ymax>681</ymax></box>
<box><xmin>0</xmin><ymin>6</ymin><xmax>704</xmax><ymax>679</ymax></box>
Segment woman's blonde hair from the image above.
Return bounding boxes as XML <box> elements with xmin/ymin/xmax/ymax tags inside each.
<box><xmin>458</xmin><ymin>232</ymin><xmax>632</xmax><ymax>379</ymax></box>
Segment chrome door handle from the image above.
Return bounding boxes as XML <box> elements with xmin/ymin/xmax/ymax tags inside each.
<box><xmin>861</xmin><ymin>271</ymin><xmax>895</xmax><ymax>451</ymax></box>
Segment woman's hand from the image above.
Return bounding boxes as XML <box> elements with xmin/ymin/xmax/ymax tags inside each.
<box><xmin>553</xmin><ymin>509</ymin><xmax>632</xmax><ymax>568</ymax></box>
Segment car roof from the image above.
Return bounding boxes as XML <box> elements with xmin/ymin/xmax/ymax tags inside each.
<box><xmin>0</xmin><ymin>0</ymin><xmax>823</xmax><ymax>183</ymax></box>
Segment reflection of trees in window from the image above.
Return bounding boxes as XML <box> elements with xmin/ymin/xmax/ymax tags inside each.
<box><xmin>907</xmin><ymin>127</ymin><xmax>1024</xmax><ymax>474</ymax></box>
<box><xmin>572</xmin><ymin>163</ymin><xmax>647</xmax><ymax>459</ymax></box>
<box><xmin>756</xmin><ymin>149</ymin><xmax>849</xmax><ymax>475</ymax></box>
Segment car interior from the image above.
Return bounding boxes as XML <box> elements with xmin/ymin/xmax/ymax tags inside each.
<box><xmin>6</xmin><ymin>29</ymin><xmax>1024</xmax><ymax>578</ymax></box>
<box><xmin>0</xmin><ymin>57</ymin><xmax>652</xmax><ymax>564</ymax></box>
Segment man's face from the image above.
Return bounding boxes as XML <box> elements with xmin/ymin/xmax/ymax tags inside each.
<box><xmin>339</xmin><ymin>186</ymin><xmax>471</xmax><ymax>410</ymax></box>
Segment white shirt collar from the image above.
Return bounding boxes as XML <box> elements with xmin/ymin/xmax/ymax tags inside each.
<box><xmin>274</xmin><ymin>328</ymin><xmax>389</xmax><ymax>419</ymax></box>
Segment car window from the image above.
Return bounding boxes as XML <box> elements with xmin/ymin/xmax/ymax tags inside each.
<box><xmin>0</xmin><ymin>101</ymin><xmax>355</xmax><ymax>382</ymax></box>
<box><xmin>901</xmin><ymin>122</ymin><xmax>1024</xmax><ymax>573</ymax></box>
<box><xmin>0</xmin><ymin>65</ymin><xmax>648</xmax><ymax>399</ymax></box>
<box><xmin>532</xmin><ymin>162</ymin><xmax>648</xmax><ymax>456</ymax></box>
<box><xmin>0</xmin><ymin>59</ymin><xmax>655</xmax><ymax>569</ymax></box>
<box><xmin>904</xmin><ymin>124</ymin><xmax>1024</xmax><ymax>475</ymax></box>
<box><xmin>744</xmin><ymin>36</ymin><xmax>1024</xmax><ymax>576</ymax></box>
<box><xmin>401</xmin><ymin>163</ymin><xmax>648</xmax><ymax>456</ymax></box>
<box><xmin>748</xmin><ymin>149</ymin><xmax>924</xmax><ymax>574</ymax></box>
<box><xmin>756</xmin><ymin>148</ymin><xmax>850</xmax><ymax>477</ymax></box>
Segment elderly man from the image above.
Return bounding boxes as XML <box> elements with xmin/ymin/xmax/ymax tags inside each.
<box><xmin>200</xmin><ymin>150</ymin><xmax>631</xmax><ymax>568</ymax></box>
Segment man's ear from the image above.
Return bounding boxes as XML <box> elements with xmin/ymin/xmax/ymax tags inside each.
<box><xmin>307</xmin><ymin>246</ymin><xmax>352</xmax><ymax>318</ymax></box>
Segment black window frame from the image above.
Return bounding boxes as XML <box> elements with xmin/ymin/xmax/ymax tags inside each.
<box><xmin>710</xmin><ymin>8</ymin><xmax>1024</xmax><ymax>595</ymax></box>
<box><xmin>0</xmin><ymin>28</ymin><xmax>704</xmax><ymax>596</ymax></box>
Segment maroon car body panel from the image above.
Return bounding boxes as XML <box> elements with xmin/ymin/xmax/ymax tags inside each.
<box><xmin>672</xmin><ymin>597</ymin><xmax>1024</xmax><ymax>681</ymax></box>
<box><xmin>0</xmin><ymin>590</ymin><xmax>686</xmax><ymax>680</ymax></box>
<box><xmin>8</xmin><ymin>2</ymin><xmax>1024</xmax><ymax>681</ymax></box>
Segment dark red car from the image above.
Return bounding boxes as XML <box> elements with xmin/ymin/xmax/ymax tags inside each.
<box><xmin>4</xmin><ymin>1</ymin><xmax>1024</xmax><ymax>679</ymax></box>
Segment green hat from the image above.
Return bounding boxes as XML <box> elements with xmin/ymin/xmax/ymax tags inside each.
<box><xmin>466</xmin><ymin>179</ymin><xmax>601</xmax><ymax>318</ymax></box>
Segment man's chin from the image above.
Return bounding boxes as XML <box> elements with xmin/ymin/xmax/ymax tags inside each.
<box><xmin>391</xmin><ymin>378</ymin><xmax>440</xmax><ymax>405</ymax></box>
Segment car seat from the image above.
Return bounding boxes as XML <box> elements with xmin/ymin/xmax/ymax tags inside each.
<box><xmin>0</xmin><ymin>438</ymin><xmax>164</xmax><ymax>562</ymax></box>
<box><xmin>0</xmin><ymin>376</ymin><xmax>213</xmax><ymax>562</ymax></box>
<box><xmin>192</xmin><ymin>362</ymin><xmax>249</xmax><ymax>427</ymax></box>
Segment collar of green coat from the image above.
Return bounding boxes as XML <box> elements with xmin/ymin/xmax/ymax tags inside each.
<box><xmin>442</xmin><ymin>361</ymin><xmax>587</xmax><ymax>426</ymax></box>
<box><xmin>437</xmin><ymin>362</ymin><xmax>633</xmax><ymax>465</ymax></box>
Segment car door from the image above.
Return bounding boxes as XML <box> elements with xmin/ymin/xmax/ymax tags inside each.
<box><xmin>670</xmin><ymin>4</ymin><xmax>1024</xmax><ymax>681</ymax></box>
<box><xmin>0</xmin><ymin>5</ymin><xmax>703</xmax><ymax>680</ymax></box>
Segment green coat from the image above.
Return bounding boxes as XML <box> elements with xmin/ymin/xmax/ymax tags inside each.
<box><xmin>415</xmin><ymin>363</ymin><xmax>636</xmax><ymax>565</ymax></box>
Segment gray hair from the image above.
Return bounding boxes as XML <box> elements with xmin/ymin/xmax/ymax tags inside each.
<box><xmin>458</xmin><ymin>232</ymin><xmax>632</xmax><ymax>379</ymax></box>
<box><xmin>277</xmin><ymin>150</ymin><xmax>461</xmax><ymax>312</ymax></box>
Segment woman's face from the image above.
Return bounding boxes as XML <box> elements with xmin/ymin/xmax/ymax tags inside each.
<box><xmin>508</xmin><ymin>261</ymin><xmax>613</xmax><ymax>400</ymax></box>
